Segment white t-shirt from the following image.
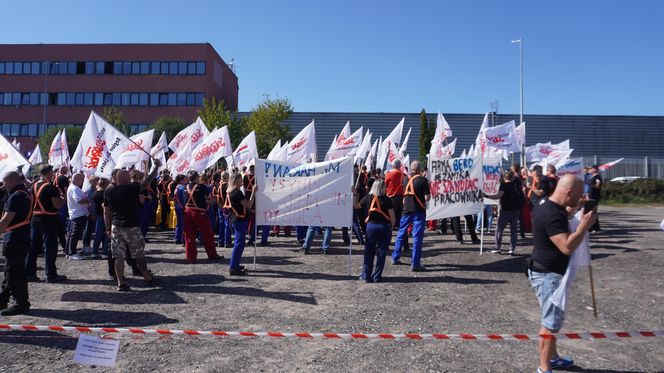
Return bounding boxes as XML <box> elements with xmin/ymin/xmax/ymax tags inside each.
<box><xmin>67</xmin><ymin>184</ymin><xmax>89</xmax><ymax>219</ymax></box>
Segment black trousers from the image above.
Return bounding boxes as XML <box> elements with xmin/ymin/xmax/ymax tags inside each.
<box><xmin>452</xmin><ymin>215</ymin><xmax>479</xmax><ymax>243</ymax></box>
<box><xmin>160</xmin><ymin>196</ymin><xmax>170</xmax><ymax>229</ymax></box>
<box><xmin>0</xmin><ymin>246</ymin><xmax>29</xmax><ymax>307</ymax></box>
<box><xmin>66</xmin><ymin>215</ymin><xmax>87</xmax><ymax>256</ymax></box>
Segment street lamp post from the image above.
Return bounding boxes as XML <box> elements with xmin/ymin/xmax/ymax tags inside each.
<box><xmin>511</xmin><ymin>38</ymin><xmax>524</xmax><ymax>166</ymax></box>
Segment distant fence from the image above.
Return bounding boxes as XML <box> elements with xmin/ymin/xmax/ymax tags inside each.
<box><xmin>582</xmin><ymin>157</ymin><xmax>664</xmax><ymax>180</ymax></box>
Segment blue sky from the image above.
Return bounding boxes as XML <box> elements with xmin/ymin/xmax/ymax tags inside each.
<box><xmin>3</xmin><ymin>0</ymin><xmax>663</xmax><ymax>115</ymax></box>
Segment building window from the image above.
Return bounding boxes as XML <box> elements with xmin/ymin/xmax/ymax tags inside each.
<box><xmin>28</xmin><ymin>124</ymin><xmax>38</xmax><ymax>137</ymax></box>
<box><xmin>14</xmin><ymin>62</ymin><xmax>23</xmax><ymax>74</ymax></box>
<box><xmin>159</xmin><ymin>93</ymin><xmax>168</xmax><ymax>105</ymax></box>
<box><xmin>121</xmin><ymin>61</ymin><xmax>131</xmax><ymax>74</ymax></box>
<box><xmin>112</xmin><ymin>93</ymin><xmax>121</xmax><ymax>106</ymax></box>
<box><xmin>121</xmin><ymin>93</ymin><xmax>130</xmax><ymax>106</ymax></box>
<box><xmin>169</xmin><ymin>62</ymin><xmax>177</xmax><ymax>75</ymax></box>
<box><xmin>113</xmin><ymin>62</ymin><xmax>122</xmax><ymax>74</ymax></box>
<box><xmin>67</xmin><ymin>62</ymin><xmax>76</xmax><ymax>74</ymax></box>
<box><xmin>29</xmin><ymin>92</ymin><xmax>39</xmax><ymax>105</ymax></box>
<box><xmin>75</xmin><ymin>93</ymin><xmax>84</xmax><ymax>105</ymax></box>
<box><xmin>57</xmin><ymin>93</ymin><xmax>66</xmax><ymax>106</ymax></box>
<box><xmin>95</xmin><ymin>93</ymin><xmax>104</xmax><ymax>105</ymax></box>
<box><xmin>20</xmin><ymin>125</ymin><xmax>29</xmax><ymax>136</ymax></box>
<box><xmin>58</xmin><ymin>63</ymin><xmax>68</xmax><ymax>75</ymax></box>
<box><xmin>104</xmin><ymin>93</ymin><xmax>112</xmax><ymax>106</ymax></box>
<box><xmin>187</xmin><ymin>62</ymin><xmax>196</xmax><ymax>75</ymax></box>
<box><xmin>186</xmin><ymin>93</ymin><xmax>195</xmax><ymax>106</ymax></box>
<box><xmin>84</xmin><ymin>93</ymin><xmax>93</xmax><ymax>105</ymax></box>
<box><xmin>85</xmin><ymin>62</ymin><xmax>95</xmax><ymax>74</ymax></box>
<box><xmin>21</xmin><ymin>93</ymin><xmax>30</xmax><ymax>105</ymax></box>
<box><xmin>168</xmin><ymin>93</ymin><xmax>177</xmax><ymax>106</ymax></box>
<box><xmin>0</xmin><ymin>93</ymin><xmax>3</xmax><ymax>105</ymax></box>
<box><xmin>130</xmin><ymin>93</ymin><xmax>139</xmax><ymax>106</ymax></box>
<box><xmin>196</xmin><ymin>62</ymin><xmax>205</xmax><ymax>74</ymax></box>
<box><xmin>0</xmin><ymin>62</ymin><xmax>4</xmax><ymax>74</ymax></box>
<box><xmin>12</xmin><ymin>93</ymin><xmax>20</xmax><ymax>105</ymax></box>
<box><xmin>3</xmin><ymin>93</ymin><xmax>10</xmax><ymax>105</ymax></box>
<box><xmin>160</xmin><ymin>62</ymin><xmax>169</xmax><ymax>74</ymax></box>
<box><xmin>139</xmin><ymin>93</ymin><xmax>148</xmax><ymax>106</ymax></box>
<box><xmin>140</xmin><ymin>61</ymin><xmax>150</xmax><ymax>74</ymax></box>
<box><xmin>66</xmin><ymin>93</ymin><xmax>75</xmax><ymax>105</ymax></box>
<box><xmin>23</xmin><ymin>62</ymin><xmax>31</xmax><ymax>74</ymax></box>
<box><xmin>150</xmin><ymin>93</ymin><xmax>159</xmax><ymax>106</ymax></box>
<box><xmin>11</xmin><ymin>124</ymin><xmax>20</xmax><ymax>137</ymax></box>
<box><xmin>2</xmin><ymin>124</ymin><xmax>10</xmax><ymax>136</ymax></box>
<box><xmin>177</xmin><ymin>93</ymin><xmax>186</xmax><ymax>106</ymax></box>
<box><xmin>5</xmin><ymin>62</ymin><xmax>14</xmax><ymax>74</ymax></box>
<box><xmin>131</xmin><ymin>62</ymin><xmax>140</xmax><ymax>74</ymax></box>
<box><xmin>96</xmin><ymin>61</ymin><xmax>105</xmax><ymax>74</ymax></box>
<box><xmin>178</xmin><ymin>61</ymin><xmax>187</xmax><ymax>74</ymax></box>
<box><xmin>31</xmin><ymin>62</ymin><xmax>40</xmax><ymax>75</ymax></box>
<box><xmin>39</xmin><ymin>124</ymin><xmax>46</xmax><ymax>135</ymax></box>
<box><xmin>151</xmin><ymin>61</ymin><xmax>160</xmax><ymax>74</ymax></box>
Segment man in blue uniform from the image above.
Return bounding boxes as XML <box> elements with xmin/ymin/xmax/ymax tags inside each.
<box><xmin>391</xmin><ymin>160</ymin><xmax>430</xmax><ymax>271</ymax></box>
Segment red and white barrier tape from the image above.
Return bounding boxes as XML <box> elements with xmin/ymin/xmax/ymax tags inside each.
<box><xmin>1</xmin><ymin>324</ymin><xmax>663</xmax><ymax>341</ymax></box>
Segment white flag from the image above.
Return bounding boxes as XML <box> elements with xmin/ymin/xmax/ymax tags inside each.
<box><xmin>353</xmin><ymin>130</ymin><xmax>372</xmax><ymax>165</ymax></box>
<box><xmin>150</xmin><ymin>131</ymin><xmax>169</xmax><ymax>170</ymax></box>
<box><xmin>378</xmin><ymin>117</ymin><xmax>404</xmax><ymax>169</ymax></box>
<box><xmin>0</xmin><ymin>134</ymin><xmax>30</xmax><ymax>178</ymax></box>
<box><xmin>70</xmin><ymin>111</ymin><xmax>130</xmax><ymax>178</ymax></box>
<box><xmin>436</xmin><ymin>112</ymin><xmax>453</xmax><ymax>142</ymax></box>
<box><xmin>274</xmin><ymin>141</ymin><xmax>290</xmax><ymax>162</ymax></box>
<box><xmin>115</xmin><ymin>129</ymin><xmax>154</xmax><ymax>172</ymax></box>
<box><xmin>233</xmin><ymin>131</ymin><xmax>258</xmax><ymax>169</ymax></box>
<box><xmin>556</xmin><ymin>157</ymin><xmax>584</xmax><ymax>179</ymax></box>
<box><xmin>167</xmin><ymin>117</ymin><xmax>210</xmax><ymax>168</ymax></box>
<box><xmin>22</xmin><ymin>144</ymin><xmax>43</xmax><ymax>175</ymax></box>
<box><xmin>337</xmin><ymin>121</ymin><xmax>351</xmax><ymax>143</ymax></box>
<box><xmin>324</xmin><ymin>134</ymin><xmax>338</xmax><ymax>161</ymax></box>
<box><xmin>191</xmin><ymin>125</ymin><xmax>233</xmax><ymax>172</ymax></box>
<box><xmin>287</xmin><ymin>120</ymin><xmax>317</xmax><ymax>164</ymax></box>
<box><xmin>364</xmin><ymin>137</ymin><xmax>379</xmax><ymax>170</ymax></box>
<box><xmin>433</xmin><ymin>138</ymin><xmax>456</xmax><ymax>159</ymax></box>
<box><xmin>398</xmin><ymin>127</ymin><xmax>412</xmax><ymax>156</ymax></box>
<box><xmin>551</xmin><ymin>210</ymin><xmax>591</xmax><ymax>311</ymax></box>
<box><xmin>326</xmin><ymin>126</ymin><xmax>363</xmax><ymax>161</ymax></box>
<box><xmin>60</xmin><ymin>128</ymin><xmax>71</xmax><ymax>167</ymax></box>
<box><xmin>48</xmin><ymin>130</ymin><xmax>64</xmax><ymax>168</ymax></box>
<box><xmin>516</xmin><ymin>121</ymin><xmax>526</xmax><ymax>146</ymax></box>
<box><xmin>599</xmin><ymin>158</ymin><xmax>624</xmax><ymax>171</ymax></box>
<box><xmin>483</xmin><ymin>120</ymin><xmax>521</xmax><ymax>153</ymax></box>
<box><xmin>266</xmin><ymin>139</ymin><xmax>282</xmax><ymax>161</ymax></box>
<box><xmin>475</xmin><ymin>112</ymin><xmax>490</xmax><ymax>154</ymax></box>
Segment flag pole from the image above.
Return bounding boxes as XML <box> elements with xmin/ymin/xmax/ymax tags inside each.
<box><xmin>480</xmin><ymin>150</ymin><xmax>485</xmax><ymax>255</ymax></box>
<box><xmin>347</xmin><ymin>227</ymin><xmax>353</xmax><ymax>277</ymax></box>
<box><xmin>589</xmin><ymin>265</ymin><xmax>598</xmax><ymax>318</ymax></box>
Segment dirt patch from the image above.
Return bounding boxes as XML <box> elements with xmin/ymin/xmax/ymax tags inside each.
<box><xmin>1</xmin><ymin>206</ymin><xmax>663</xmax><ymax>372</ymax></box>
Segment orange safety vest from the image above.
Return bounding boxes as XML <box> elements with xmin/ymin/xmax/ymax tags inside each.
<box><xmin>185</xmin><ymin>184</ymin><xmax>206</xmax><ymax>212</ymax></box>
<box><xmin>365</xmin><ymin>195</ymin><xmax>391</xmax><ymax>224</ymax></box>
<box><xmin>217</xmin><ymin>181</ymin><xmax>227</xmax><ymax>204</ymax></box>
<box><xmin>6</xmin><ymin>189</ymin><xmax>34</xmax><ymax>231</ymax></box>
<box><xmin>32</xmin><ymin>181</ymin><xmax>60</xmax><ymax>216</ymax></box>
<box><xmin>404</xmin><ymin>175</ymin><xmax>426</xmax><ymax>209</ymax></box>
<box><xmin>244</xmin><ymin>175</ymin><xmax>255</xmax><ymax>192</ymax></box>
<box><xmin>223</xmin><ymin>191</ymin><xmax>246</xmax><ymax>218</ymax></box>
<box><xmin>527</xmin><ymin>176</ymin><xmax>540</xmax><ymax>200</ymax></box>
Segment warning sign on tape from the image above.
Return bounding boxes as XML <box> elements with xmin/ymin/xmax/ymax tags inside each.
<box><xmin>1</xmin><ymin>324</ymin><xmax>663</xmax><ymax>341</ymax></box>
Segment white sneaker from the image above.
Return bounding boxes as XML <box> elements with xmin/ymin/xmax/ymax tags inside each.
<box><xmin>489</xmin><ymin>249</ymin><xmax>501</xmax><ymax>254</ymax></box>
<box><xmin>68</xmin><ymin>253</ymin><xmax>83</xmax><ymax>260</ymax></box>
<box><xmin>508</xmin><ymin>249</ymin><xmax>515</xmax><ymax>255</ymax></box>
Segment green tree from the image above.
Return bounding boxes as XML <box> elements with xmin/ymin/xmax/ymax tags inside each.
<box><xmin>102</xmin><ymin>107</ymin><xmax>131</xmax><ymax>135</ymax></box>
<box><xmin>198</xmin><ymin>97</ymin><xmax>248</xmax><ymax>149</ymax></box>
<box><xmin>245</xmin><ymin>95</ymin><xmax>293</xmax><ymax>158</ymax></box>
<box><xmin>38</xmin><ymin>125</ymin><xmax>83</xmax><ymax>161</ymax></box>
<box><xmin>149</xmin><ymin>116</ymin><xmax>188</xmax><ymax>144</ymax></box>
<box><xmin>418</xmin><ymin>109</ymin><xmax>430</xmax><ymax>162</ymax></box>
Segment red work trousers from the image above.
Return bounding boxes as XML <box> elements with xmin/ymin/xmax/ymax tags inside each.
<box><xmin>183</xmin><ymin>208</ymin><xmax>218</xmax><ymax>262</ymax></box>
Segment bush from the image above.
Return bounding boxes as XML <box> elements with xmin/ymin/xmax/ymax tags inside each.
<box><xmin>602</xmin><ymin>179</ymin><xmax>664</xmax><ymax>204</ymax></box>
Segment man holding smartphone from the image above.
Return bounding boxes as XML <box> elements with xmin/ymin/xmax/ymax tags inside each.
<box><xmin>528</xmin><ymin>174</ymin><xmax>597</xmax><ymax>373</ymax></box>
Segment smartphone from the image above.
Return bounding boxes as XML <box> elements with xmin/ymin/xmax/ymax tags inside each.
<box><xmin>583</xmin><ymin>199</ymin><xmax>597</xmax><ymax>213</ymax></box>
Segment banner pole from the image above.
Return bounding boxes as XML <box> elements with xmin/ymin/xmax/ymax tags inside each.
<box><xmin>253</xmin><ymin>219</ymin><xmax>258</xmax><ymax>270</ymax></box>
<box><xmin>347</xmin><ymin>226</ymin><xmax>352</xmax><ymax>277</ymax></box>
<box><xmin>589</xmin><ymin>265</ymin><xmax>598</xmax><ymax>318</ymax></box>
<box><xmin>480</xmin><ymin>208</ymin><xmax>484</xmax><ymax>256</ymax></box>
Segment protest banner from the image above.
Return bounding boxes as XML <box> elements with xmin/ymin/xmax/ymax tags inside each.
<box><xmin>115</xmin><ymin>129</ymin><xmax>154</xmax><ymax>172</ymax></box>
<box><xmin>427</xmin><ymin>154</ymin><xmax>484</xmax><ymax>220</ymax></box>
<box><xmin>70</xmin><ymin>111</ymin><xmax>129</xmax><ymax>178</ymax></box>
<box><xmin>482</xmin><ymin>156</ymin><xmax>502</xmax><ymax>205</ymax></box>
<box><xmin>483</xmin><ymin>120</ymin><xmax>521</xmax><ymax>153</ymax></box>
<box><xmin>556</xmin><ymin>157</ymin><xmax>584</xmax><ymax>179</ymax></box>
<box><xmin>255</xmin><ymin>157</ymin><xmax>353</xmax><ymax>228</ymax></box>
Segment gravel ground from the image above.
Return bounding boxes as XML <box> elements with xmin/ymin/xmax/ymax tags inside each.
<box><xmin>0</xmin><ymin>206</ymin><xmax>663</xmax><ymax>372</ymax></box>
